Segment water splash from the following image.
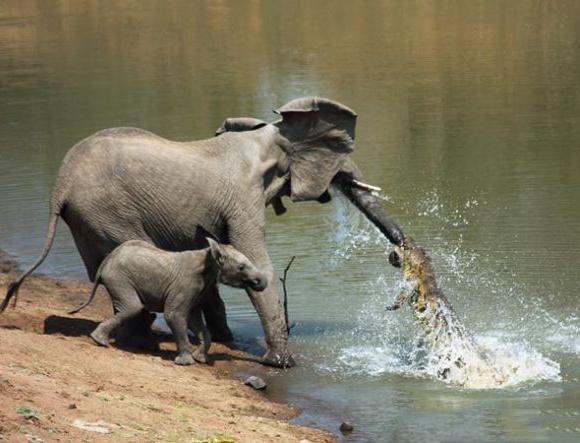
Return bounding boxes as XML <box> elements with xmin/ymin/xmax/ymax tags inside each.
<box><xmin>316</xmin><ymin>272</ymin><xmax>561</xmax><ymax>389</ymax></box>
<box><xmin>316</xmin><ymin>191</ymin><xmax>563</xmax><ymax>390</ymax></box>
<box><xmin>370</xmin><ymin>190</ymin><xmax>393</xmax><ymax>203</ymax></box>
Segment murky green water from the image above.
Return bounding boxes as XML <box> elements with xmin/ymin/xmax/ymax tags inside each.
<box><xmin>1</xmin><ymin>1</ymin><xmax>579</xmax><ymax>441</ymax></box>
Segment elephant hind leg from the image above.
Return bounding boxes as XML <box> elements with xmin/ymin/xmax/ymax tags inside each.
<box><xmin>202</xmin><ymin>284</ymin><xmax>234</xmax><ymax>343</ymax></box>
<box><xmin>66</xmin><ymin>219</ymin><xmax>111</xmax><ymax>282</ymax></box>
<box><xmin>91</xmin><ymin>284</ymin><xmax>145</xmax><ymax>348</ymax></box>
<box><xmin>64</xmin><ymin>208</ymin><xmax>150</xmax><ymax>281</ymax></box>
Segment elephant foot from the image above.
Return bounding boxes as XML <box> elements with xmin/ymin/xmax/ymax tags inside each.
<box><xmin>90</xmin><ymin>329</ymin><xmax>110</xmax><ymax>347</ymax></box>
<box><xmin>174</xmin><ymin>352</ymin><xmax>195</xmax><ymax>366</ymax></box>
<box><xmin>262</xmin><ymin>349</ymin><xmax>295</xmax><ymax>368</ymax></box>
<box><xmin>192</xmin><ymin>347</ymin><xmax>209</xmax><ymax>364</ymax></box>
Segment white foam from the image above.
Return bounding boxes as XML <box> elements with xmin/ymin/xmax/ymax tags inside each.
<box><xmin>321</xmin><ymin>331</ymin><xmax>561</xmax><ymax>390</ymax></box>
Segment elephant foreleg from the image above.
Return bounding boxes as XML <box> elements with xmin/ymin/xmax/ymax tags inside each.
<box><xmin>189</xmin><ymin>308</ymin><xmax>211</xmax><ymax>364</ymax></box>
<box><xmin>229</xmin><ymin>231</ymin><xmax>294</xmax><ymax>367</ymax></box>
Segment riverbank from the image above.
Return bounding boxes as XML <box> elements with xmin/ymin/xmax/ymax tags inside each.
<box><xmin>0</xmin><ymin>251</ymin><xmax>335</xmax><ymax>442</ymax></box>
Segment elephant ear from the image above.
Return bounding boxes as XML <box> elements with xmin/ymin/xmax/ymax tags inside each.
<box><xmin>215</xmin><ymin>117</ymin><xmax>267</xmax><ymax>136</ymax></box>
<box><xmin>274</xmin><ymin>97</ymin><xmax>357</xmax><ymax>202</ymax></box>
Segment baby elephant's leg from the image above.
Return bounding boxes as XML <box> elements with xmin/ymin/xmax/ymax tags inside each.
<box><xmin>164</xmin><ymin>295</ymin><xmax>195</xmax><ymax>365</ymax></box>
<box><xmin>92</xmin><ymin>282</ymin><xmax>145</xmax><ymax>347</ymax></box>
<box><xmin>189</xmin><ymin>308</ymin><xmax>211</xmax><ymax>364</ymax></box>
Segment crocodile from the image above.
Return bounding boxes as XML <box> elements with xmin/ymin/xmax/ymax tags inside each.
<box><xmin>386</xmin><ymin>236</ymin><xmax>505</xmax><ymax>386</ymax></box>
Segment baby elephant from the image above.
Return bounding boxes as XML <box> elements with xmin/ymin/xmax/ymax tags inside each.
<box><xmin>69</xmin><ymin>239</ymin><xmax>267</xmax><ymax>365</ymax></box>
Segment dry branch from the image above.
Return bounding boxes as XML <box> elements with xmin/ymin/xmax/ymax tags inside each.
<box><xmin>279</xmin><ymin>256</ymin><xmax>296</xmax><ymax>336</ymax></box>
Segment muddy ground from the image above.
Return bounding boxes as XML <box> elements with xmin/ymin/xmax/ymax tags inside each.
<box><xmin>0</xmin><ymin>250</ymin><xmax>335</xmax><ymax>443</ymax></box>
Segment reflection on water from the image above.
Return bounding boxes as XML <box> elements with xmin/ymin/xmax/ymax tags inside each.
<box><xmin>1</xmin><ymin>1</ymin><xmax>579</xmax><ymax>442</ymax></box>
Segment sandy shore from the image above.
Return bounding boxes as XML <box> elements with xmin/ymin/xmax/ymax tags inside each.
<box><xmin>0</xmin><ymin>251</ymin><xmax>335</xmax><ymax>442</ymax></box>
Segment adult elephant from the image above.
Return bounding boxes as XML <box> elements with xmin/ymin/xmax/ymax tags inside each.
<box><xmin>1</xmin><ymin>97</ymin><xmax>403</xmax><ymax>367</ymax></box>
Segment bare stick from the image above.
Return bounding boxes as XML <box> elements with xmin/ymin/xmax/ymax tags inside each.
<box><xmin>279</xmin><ymin>256</ymin><xmax>296</xmax><ymax>336</ymax></box>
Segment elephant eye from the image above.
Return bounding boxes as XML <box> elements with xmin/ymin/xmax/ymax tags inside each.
<box><xmin>238</xmin><ymin>264</ymin><xmax>246</xmax><ymax>271</ymax></box>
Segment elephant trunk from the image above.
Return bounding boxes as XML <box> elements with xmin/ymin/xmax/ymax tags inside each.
<box><xmin>334</xmin><ymin>173</ymin><xmax>404</xmax><ymax>246</ymax></box>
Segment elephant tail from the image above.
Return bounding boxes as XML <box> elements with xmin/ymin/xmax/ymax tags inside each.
<box><xmin>68</xmin><ymin>258</ymin><xmax>107</xmax><ymax>315</ymax></box>
<box><xmin>1</xmin><ymin>209</ymin><xmax>61</xmax><ymax>313</ymax></box>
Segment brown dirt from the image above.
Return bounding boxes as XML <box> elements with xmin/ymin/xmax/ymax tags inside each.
<box><xmin>0</xmin><ymin>251</ymin><xmax>335</xmax><ymax>443</ymax></box>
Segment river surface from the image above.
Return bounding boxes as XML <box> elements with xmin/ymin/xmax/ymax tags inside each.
<box><xmin>1</xmin><ymin>2</ymin><xmax>579</xmax><ymax>442</ymax></box>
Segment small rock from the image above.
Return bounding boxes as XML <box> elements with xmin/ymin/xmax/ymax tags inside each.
<box><xmin>243</xmin><ymin>375</ymin><xmax>267</xmax><ymax>390</ymax></box>
<box><xmin>340</xmin><ymin>421</ymin><xmax>354</xmax><ymax>433</ymax></box>
<box><xmin>68</xmin><ymin>403</ymin><xmax>77</xmax><ymax>410</ymax></box>
<box><xmin>72</xmin><ymin>419</ymin><xmax>113</xmax><ymax>434</ymax></box>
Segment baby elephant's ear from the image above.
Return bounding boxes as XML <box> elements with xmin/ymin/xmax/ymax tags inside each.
<box><xmin>206</xmin><ymin>238</ymin><xmax>224</xmax><ymax>265</ymax></box>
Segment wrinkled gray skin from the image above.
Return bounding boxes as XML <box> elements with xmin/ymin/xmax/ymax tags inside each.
<box><xmin>69</xmin><ymin>239</ymin><xmax>267</xmax><ymax>365</ymax></box>
<box><xmin>1</xmin><ymin>96</ymin><xmax>404</xmax><ymax>368</ymax></box>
